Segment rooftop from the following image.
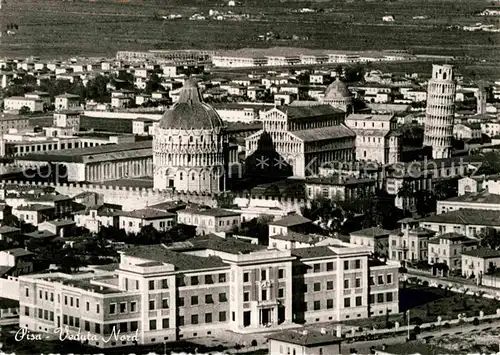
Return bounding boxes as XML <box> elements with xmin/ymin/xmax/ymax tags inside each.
<box><xmin>462</xmin><ymin>248</ymin><xmax>500</xmax><ymax>259</ymax></box>
<box><xmin>270</xmin><ymin>214</ymin><xmax>311</xmax><ymax>227</ymax></box>
<box><xmin>443</xmin><ymin>191</ymin><xmax>500</xmax><ymax>205</ymax></box>
<box><xmin>377</xmin><ymin>341</ymin><xmax>460</xmax><ymax>355</ymax></box>
<box><xmin>119</xmin><ymin>208</ymin><xmax>176</xmax><ymax>220</ymax></box>
<box><xmin>267</xmin><ymin>330</ymin><xmax>341</xmax><ymax>347</ymax></box>
<box><xmin>291</xmin><ymin>125</ymin><xmax>356</xmax><ymax>142</ymax></box>
<box><xmin>291</xmin><ymin>246</ymin><xmax>337</xmax><ymax>259</ymax></box>
<box><xmin>270</xmin><ymin>231</ymin><xmax>324</xmax><ymax>244</ymax></box>
<box><xmin>16</xmin><ymin>141</ymin><xmax>152</xmax><ymax>164</ymax></box>
<box><xmin>306</xmin><ymin>175</ymin><xmax>376</xmax><ymax>186</ymax></box>
<box><xmin>180</xmin><ymin>208</ymin><xmax>241</xmax><ymax>218</ymax></box>
<box><xmin>351</xmin><ymin>227</ymin><xmax>391</xmax><ymax>238</ymax></box>
<box><xmin>277</xmin><ymin>104</ymin><xmax>344</xmax><ymax>119</ymax></box>
<box><xmin>347</xmin><ymin>113</ymin><xmax>394</xmax><ymax>121</ymax></box>
<box><xmin>168</xmin><ymin>234</ymin><xmax>266</xmax><ymax>255</ymax></box>
<box><xmin>420</xmin><ymin>209</ymin><xmax>500</xmax><ymax>227</ymax></box>
<box><xmin>123</xmin><ymin>245</ymin><xmax>228</xmax><ymax>271</ymax></box>
<box><xmin>1</xmin><ymin>248</ymin><xmax>34</xmax><ymax>258</ymax></box>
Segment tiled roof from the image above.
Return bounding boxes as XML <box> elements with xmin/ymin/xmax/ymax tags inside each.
<box><xmin>291</xmin><ymin>125</ymin><xmax>355</xmax><ymax>142</ymax></box>
<box><xmin>42</xmin><ymin>219</ymin><xmax>76</xmax><ymax>227</ymax></box>
<box><xmin>277</xmin><ymin>104</ymin><xmax>344</xmax><ymax>119</ymax></box>
<box><xmin>420</xmin><ymin>209</ymin><xmax>500</xmax><ymax>227</ymax></box>
<box><xmin>267</xmin><ymin>330</ymin><xmax>341</xmax><ymax>347</ymax></box>
<box><xmin>24</xmin><ymin>230</ymin><xmax>57</xmax><ymax>239</ymax></box>
<box><xmin>0</xmin><ymin>226</ymin><xmax>21</xmax><ymax>234</ymax></box>
<box><xmin>346</xmin><ymin>113</ymin><xmax>394</xmax><ymax>121</ymax></box>
<box><xmin>270</xmin><ymin>232</ymin><xmax>322</xmax><ymax>244</ymax></box>
<box><xmin>123</xmin><ymin>245</ymin><xmax>228</xmax><ymax>271</ymax></box>
<box><xmin>306</xmin><ymin>175</ymin><xmax>376</xmax><ymax>186</ymax></box>
<box><xmin>462</xmin><ymin>248</ymin><xmax>500</xmax><ymax>259</ymax></box>
<box><xmin>351</xmin><ymin>227</ymin><xmax>391</xmax><ymax>238</ymax></box>
<box><xmin>169</xmin><ymin>234</ymin><xmax>266</xmax><ymax>255</ymax></box>
<box><xmin>443</xmin><ymin>191</ymin><xmax>500</xmax><ymax>204</ymax></box>
<box><xmin>16</xmin><ymin>204</ymin><xmax>55</xmax><ymax>211</ymax></box>
<box><xmin>291</xmin><ymin>246</ymin><xmax>337</xmax><ymax>259</ymax></box>
<box><xmin>196</xmin><ymin>208</ymin><xmax>241</xmax><ymax>217</ymax></box>
<box><xmin>270</xmin><ymin>214</ymin><xmax>311</xmax><ymax>227</ymax></box>
<box><xmin>120</xmin><ymin>208</ymin><xmax>176</xmax><ymax>220</ymax></box>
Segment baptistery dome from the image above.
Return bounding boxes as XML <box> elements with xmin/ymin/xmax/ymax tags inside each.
<box><xmin>321</xmin><ymin>77</ymin><xmax>353</xmax><ymax>113</ymax></box>
<box><xmin>159</xmin><ymin>78</ymin><xmax>223</xmax><ymax>130</ymax></box>
<box><xmin>153</xmin><ymin>78</ymin><xmax>227</xmax><ymax>193</ymax></box>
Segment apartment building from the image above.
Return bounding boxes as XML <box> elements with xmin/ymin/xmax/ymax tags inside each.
<box><xmin>118</xmin><ymin>208</ymin><xmax>176</xmax><ymax>234</ymax></box>
<box><xmin>176</xmin><ymin>208</ymin><xmax>241</xmax><ymax>235</ymax></box>
<box><xmin>4</xmin><ymin>96</ymin><xmax>44</xmax><ymax>113</ymax></box>
<box><xmin>18</xmin><ymin>235</ymin><xmax>398</xmax><ymax>349</ymax></box>
<box><xmin>419</xmin><ymin>209</ymin><xmax>500</xmax><ymax>238</ymax></box>
<box><xmin>389</xmin><ymin>218</ymin><xmax>435</xmax><ymax>264</ymax></box>
<box><xmin>462</xmin><ymin>248</ymin><xmax>500</xmax><ymax>280</ymax></box>
<box><xmin>437</xmin><ymin>191</ymin><xmax>500</xmax><ymax>214</ymax></box>
<box><xmin>427</xmin><ymin>233</ymin><xmax>478</xmax><ymax>270</ymax></box>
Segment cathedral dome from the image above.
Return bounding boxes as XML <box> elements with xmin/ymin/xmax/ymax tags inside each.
<box><xmin>324</xmin><ymin>77</ymin><xmax>351</xmax><ymax>99</ymax></box>
<box><xmin>159</xmin><ymin>78</ymin><xmax>223</xmax><ymax>130</ymax></box>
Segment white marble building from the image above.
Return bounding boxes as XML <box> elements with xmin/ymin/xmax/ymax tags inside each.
<box><xmin>153</xmin><ymin>79</ymin><xmax>228</xmax><ymax>192</ymax></box>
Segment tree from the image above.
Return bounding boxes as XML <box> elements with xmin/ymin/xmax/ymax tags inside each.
<box><xmin>18</xmin><ymin>106</ymin><xmax>31</xmax><ymax>115</ymax></box>
<box><xmin>145</xmin><ymin>73</ymin><xmax>163</xmax><ymax>94</ymax></box>
<box><xmin>237</xmin><ymin>214</ymin><xmax>273</xmax><ymax>245</ymax></box>
<box><xmin>136</xmin><ymin>225</ymin><xmax>163</xmax><ymax>244</ymax></box>
<box><xmin>86</xmin><ymin>75</ymin><xmax>111</xmax><ymax>103</ymax></box>
<box><xmin>479</xmin><ymin>227</ymin><xmax>500</xmax><ymax>250</ymax></box>
<box><xmin>216</xmin><ymin>193</ymin><xmax>235</xmax><ymax>208</ymax></box>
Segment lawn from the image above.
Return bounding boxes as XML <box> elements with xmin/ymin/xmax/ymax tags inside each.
<box><xmin>343</xmin><ymin>284</ymin><xmax>500</xmax><ymax>330</ymax></box>
<box><xmin>1</xmin><ymin>0</ymin><xmax>496</xmax><ymax>66</ymax></box>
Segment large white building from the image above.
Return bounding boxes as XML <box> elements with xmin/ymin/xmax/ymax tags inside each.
<box><xmin>153</xmin><ymin>79</ymin><xmax>228</xmax><ymax>193</ymax></box>
<box><xmin>17</xmin><ymin>234</ymin><xmax>398</xmax><ymax>349</ymax></box>
<box><xmin>3</xmin><ymin>96</ymin><xmax>44</xmax><ymax>113</ymax></box>
<box><xmin>245</xmin><ymin>105</ymin><xmax>355</xmax><ymax>178</ymax></box>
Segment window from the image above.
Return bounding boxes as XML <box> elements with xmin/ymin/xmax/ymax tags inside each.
<box><xmin>327</xmin><ymin>299</ymin><xmax>333</xmax><ymax>309</ymax></box>
<box><xmin>344</xmin><ymin>298</ymin><xmax>351</xmax><ymax>308</ymax></box>
<box><xmin>261</xmin><ymin>289</ymin><xmax>267</xmax><ymax>301</ymax></box>
<box><xmin>109</xmin><ymin>304</ymin><xmax>116</xmax><ymax>314</ymax></box>
<box><xmin>205</xmin><ymin>313</ymin><xmax>213</xmax><ymax>323</ymax></box>
<box><xmin>261</xmin><ymin>270</ymin><xmax>267</xmax><ymax>281</ymax></box>
<box><xmin>162</xmin><ymin>318</ymin><xmax>169</xmax><ymax>329</ymax></box>
<box><xmin>386</xmin><ymin>292</ymin><xmax>393</xmax><ymax>302</ymax></box>
<box><xmin>356</xmin><ymin>296</ymin><xmax>362</xmax><ymax>307</ymax></box>
<box><xmin>326</xmin><ymin>262</ymin><xmax>334</xmax><ymax>271</ymax></box>
<box><xmin>70</xmin><ymin>297</ymin><xmax>74</xmax><ymax>307</ymax></box>
<box><xmin>191</xmin><ymin>276</ymin><xmax>199</xmax><ymax>286</ymax></box>
<box><xmin>64</xmin><ymin>296</ymin><xmax>68</xmax><ymax>305</ymax></box>
<box><xmin>191</xmin><ymin>315</ymin><xmax>199</xmax><ymax>325</ymax></box>
<box><xmin>378</xmin><ymin>275</ymin><xmax>384</xmax><ymax>285</ymax></box>
<box><xmin>161</xmin><ymin>279</ymin><xmax>169</xmax><ymax>289</ymax></box>
<box><xmin>314</xmin><ymin>300</ymin><xmax>321</xmax><ymax>310</ymax></box>
<box><xmin>327</xmin><ymin>281</ymin><xmax>334</xmax><ymax>290</ymax></box>
<box><xmin>313</xmin><ymin>264</ymin><xmax>321</xmax><ymax>273</ymax></box>
<box><xmin>119</xmin><ymin>322</ymin><xmax>127</xmax><ymax>332</ymax></box>
<box><xmin>178</xmin><ymin>316</ymin><xmax>184</xmax><ymax>326</ymax></box>
<box><xmin>86</xmin><ymin>302</ymin><xmax>89</xmax><ymax>311</ymax></box>
<box><xmin>219</xmin><ymin>293</ymin><xmax>227</xmax><ymax>302</ymax></box>
<box><xmin>149</xmin><ymin>300</ymin><xmax>155</xmax><ymax>310</ymax></box>
<box><xmin>148</xmin><ymin>280</ymin><xmax>155</xmax><ymax>290</ymax></box>
<box><xmin>218</xmin><ymin>273</ymin><xmax>226</xmax><ymax>283</ymax></box>
<box><xmin>377</xmin><ymin>294</ymin><xmax>384</xmax><ymax>303</ymax></box>
<box><xmin>120</xmin><ymin>302</ymin><xmax>126</xmax><ymax>313</ymax></box>
<box><xmin>130</xmin><ymin>321</ymin><xmax>138</xmax><ymax>332</ymax></box>
<box><xmin>278</xmin><ymin>269</ymin><xmax>284</xmax><ymax>279</ymax></box>
<box><xmin>149</xmin><ymin>320</ymin><xmax>157</xmax><ymax>330</ymax></box>
<box><xmin>344</xmin><ymin>260</ymin><xmax>349</xmax><ymax>270</ymax></box>
<box><xmin>344</xmin><ymin>279</ymin><xmax>349</xmax><ymax>289</ymax></box>
<box><xmin>314</xmin><ymin>282</ymin><xmax>321</xmax><ymax>292</ymax></box>
<box><xmin>162</xmin><ymin>299</ymin><xmax>169</xmax><ymax>309</ymax></box>
<box><xmin>95</xmin><ymin>323</ymin><xmax>101</xmax><ymax>334</ymax></box>
<box><xmin>369</xmin><ymin>295</ymin><xmax>375</xmax><ymax>304</ymax></box>
<box><xmin>191</xmin><ymin>296</ymin><xmax>198</xmax><ymax>306</ymax></box>
<box><xmin>219</xmin><ymin>311</ymin><xmax>227</xmax><ymax>322</ymax></box>
<box><xmin>96</xmin><ymin>304</ymin><xmax>100</xmax><ymax>314</ymax></box>
<box><xmin>24</xmin><ymin>306</ymin><xmax>29</xmax><ymax>316</ymax></box>
<box><xmin>76</xmin><ymin>299</ymin><xmax>79</xmax><ymax>308</ymax></box>
<box><xmin>355</xmin><ymin>260</ymin><xmax>361</xmax><ymax>268</ymax></box>
<box><xmin>387</xmin><ymin>274</ymin><xmax>393</xmax><ymax>284</ymax></box>
<box><xmin>369</xmin><ymin>276</ymin><xmax>375</xmax><ymax>286</ymax></box>
<box><xmin>39</xmin><ymin>290</ymin><xmax>42</xmax><ymax>299</ymax></box>
<box><xmin>45</xmin><ymin>291</ymin><xmax>48</xmax><ymax>300</ymax></box>
<box><xmin>84</xmin><ymin>321</ymin><xmax>90</xmax><ymax>331</ymax></box>
<box><xmin>205</xmin><ymin>294</ymin><xmax>214</xmax><ymax>304</ymax></box>
<box><xmin>178</xmin><ymin>297</ymin><xmax>185</xmax><ymax>307</ymax></box>
<box><xmin>130</xmin><ymin>302</ymin><xmax>137</xmax><ymax>312</ymax></box>
<box><xmin>25</xmin><ymin>287</ymin><xmax>29</xmax><ymax>297</ymax></box>
<box><xmin>205</xmin><ymin>275</ymin><xmax>214</xmax><ymax>284</ymax></box>
<box><xmin>243</xmin><ymin>292</ymin><xmax>250</xmax><ymax>302</ymax></box>
<box><xmin>355</xmin><ymin>278</ymin><xmax>361</xmax><ymax>288</ymax></box>
<box><xmin>243</xmin><ymin>272</ymin><xmax>249</xmax><ymax>282</ymax></box>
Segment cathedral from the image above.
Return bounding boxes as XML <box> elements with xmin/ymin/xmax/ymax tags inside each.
<box><xmin>153</xmin><ymin>79</ymin><xmax>228</xmax><ymax>193</ymax></box>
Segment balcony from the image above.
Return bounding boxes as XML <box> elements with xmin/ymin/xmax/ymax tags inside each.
<box><xmin>257</xmin><ymin>299</ymin><xmax>278</xmax><ymax>308</ymax></box>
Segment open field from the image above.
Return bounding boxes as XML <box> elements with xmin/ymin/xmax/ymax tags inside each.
<box><xmin>0</xmin><ymin>0</ymin><xmax>498</xmax><ymax>63</ymax></box>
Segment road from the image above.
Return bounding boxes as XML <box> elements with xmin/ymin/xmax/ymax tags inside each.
<box><xmin>338</xmin><ymin>318</ymin><xmax>500</xmax><ymax>354</ymax></box>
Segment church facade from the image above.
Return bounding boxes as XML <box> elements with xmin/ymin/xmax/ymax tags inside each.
<box><xmin>153</xmin><ymin>79</ymin><xmax>228</xmax><ymax>193</ymax></box>
<box><xmin>245</xmin><ymin>105</ymin><xmax>356</xmax><ymax>178</ymax></box>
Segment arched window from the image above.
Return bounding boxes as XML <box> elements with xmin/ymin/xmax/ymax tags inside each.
<box><xmin>192</xmin><ymin>173</ymin><xmax>195</xmax><ymax>180</ymax></box>
<box><xmin>189</xmin><ymin>136</ymin><xmax>194</xmax><ymax>143</ymax></box>
<box><xmin>443</xmin><ymin>72</ymin><xmax>447</xmax><ymax>80</ymax></box>
<box><xmin>179</xmin><ymin>172</ymin><xmax>183</xmax><ymax>180</ymax></box>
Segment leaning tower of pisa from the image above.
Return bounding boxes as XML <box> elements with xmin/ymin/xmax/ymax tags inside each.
<box><xmin>423</xmin><ymin>64</ymin><xmax>457</xmax><ymax>159</ymax></box>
